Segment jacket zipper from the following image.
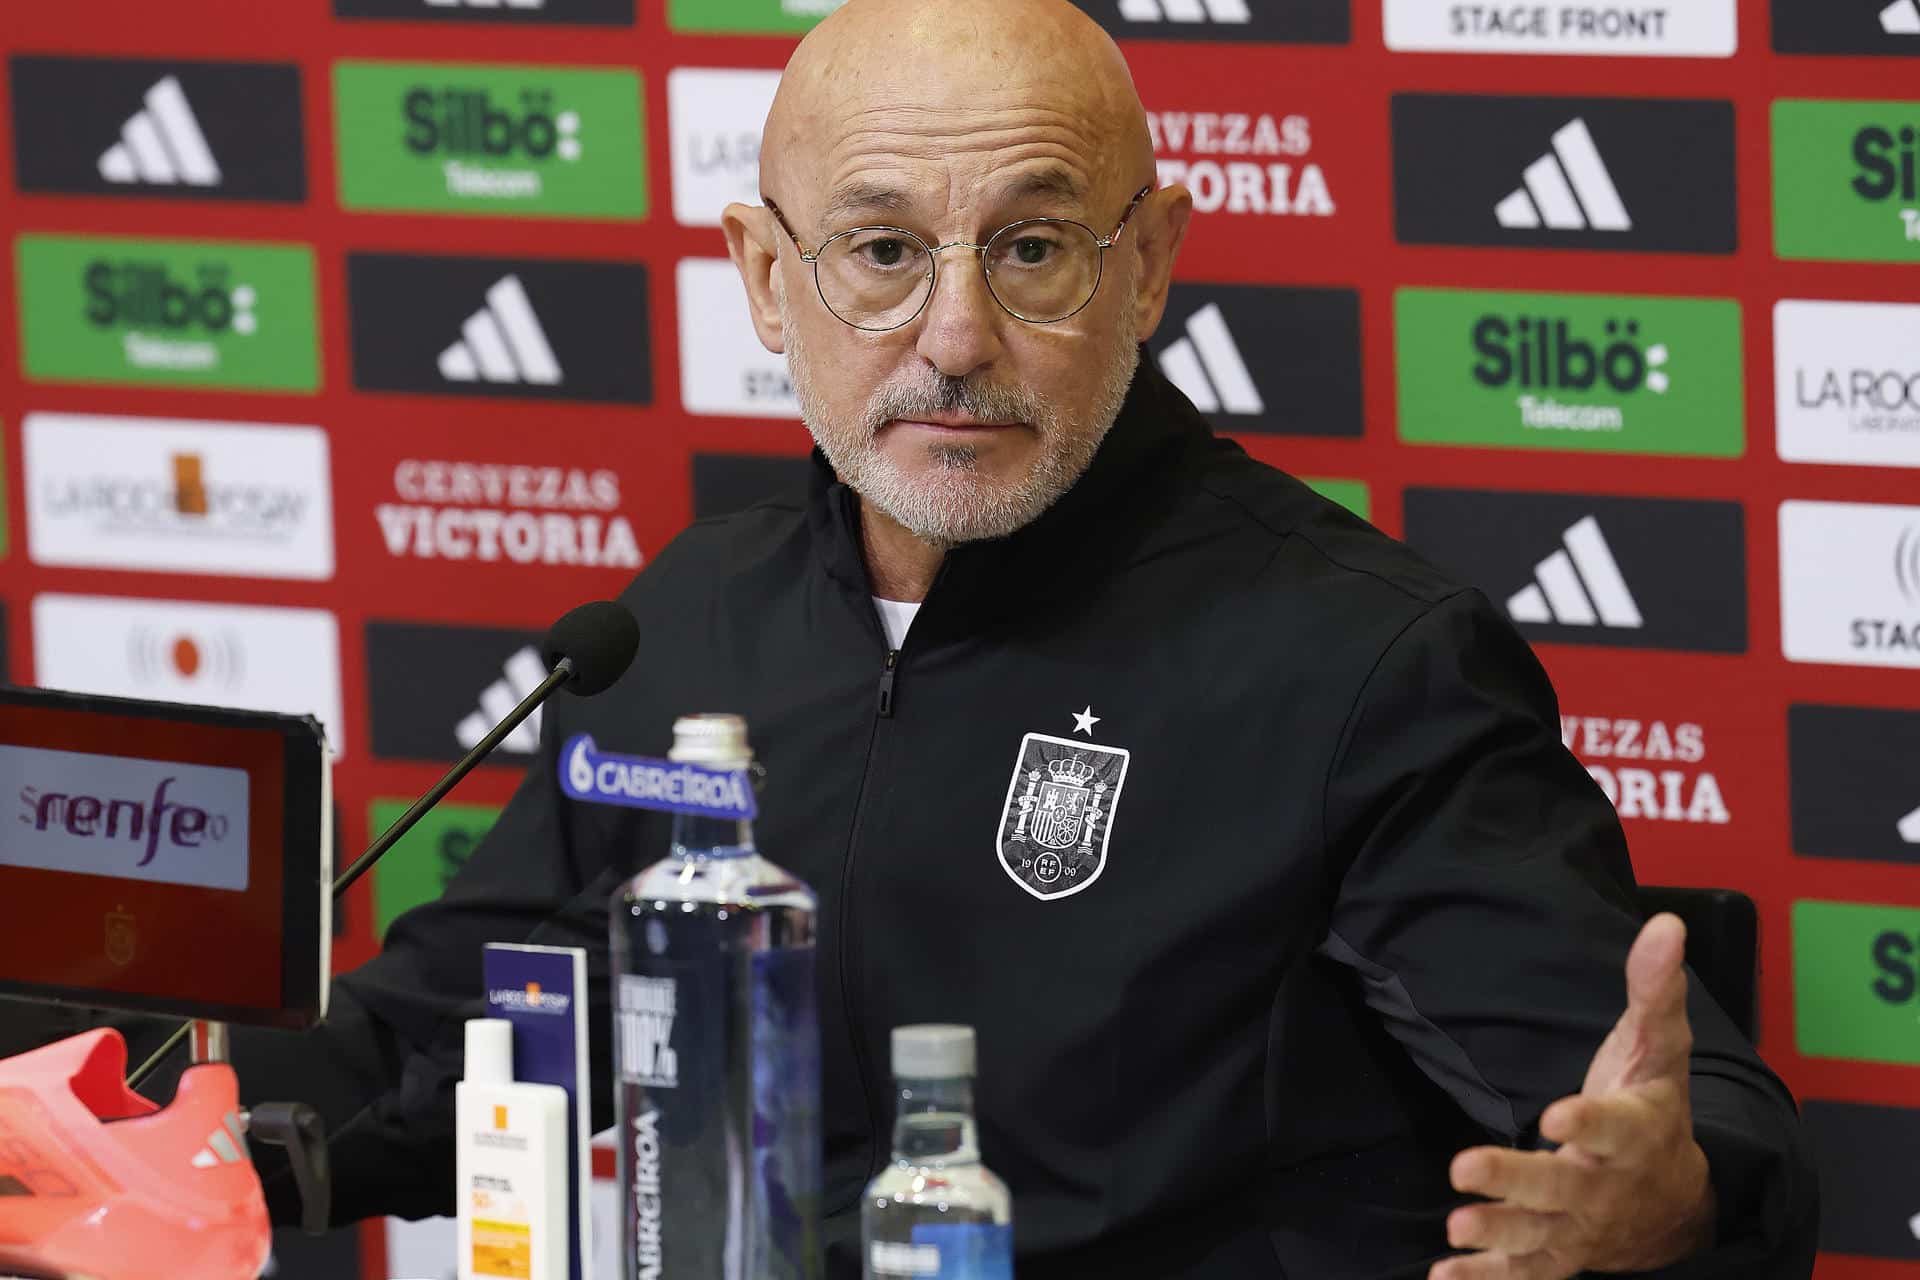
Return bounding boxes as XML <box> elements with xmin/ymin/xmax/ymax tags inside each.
<box><xmin>832</xmin><ymin>643</ymin><xmax>902</xmax><ymax>1209</ymax></box>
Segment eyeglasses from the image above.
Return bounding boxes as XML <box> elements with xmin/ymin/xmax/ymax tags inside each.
<box><xmin>763</xmin><ymin>185</ymin><xmax>1151</xmax><ymax>332</ymax></box>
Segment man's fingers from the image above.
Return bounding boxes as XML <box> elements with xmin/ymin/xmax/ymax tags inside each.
<box><xmin>1619</xmin><ymin>913</ymin><xmax>1692</xmax><ymax>1081</ymax></box>
<box><xmin>1539</xmin><ymin>1093</ymin><xmax>1656</xmax><ymax>1159</ymax></box>
<box><xmin>1450</xmin><ymin>1146</ymin><xmax>1588</xmax><ymax>1212</ymax></box>
<box><xmin>1447</xmin><ymin>1203</ymin><xmax>1565</xmax><ymax>1255</ymax></box>
<box><xmin>1429</xmin><ymin>1249</ymin><xmax>1569</xmax><ymax>1280</ymax></box>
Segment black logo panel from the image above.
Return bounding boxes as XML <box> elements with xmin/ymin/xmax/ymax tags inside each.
<box><xmin>334</xmin><ymin>0</ymin><xmax>633</xmax><ymax>22</ymax></box>
<box><xmin>365</xmin><ymin>621</ymin><xmax>546</xmax><ymax>764</ymax></box>
<box><xmin>1070</xmin><ymin>0</ymin><xmax>1348</xmax><ymax>43</ymax></box>
<box><xmin>1804</xmin><ymin>1100</ymin><xmax>1920</xmax><ymax>1259</ymax></box>
<box><xmin>1789</xmin><ymin>704</ymin><xmax>1920</xmax><ymax>865</ymax></box>
<box><xmin>10</xmin><ymin>57</ymin><xmax>305</xmax><ymax>202</ymax></box>
<box><xmin>348</xmin><ymin>254</ymin><xmax>651</xmax><ymax>406</ymax></box>
<box><xmin>1773</xmin><ymin>0</ymin><xmax>1920</xmax><ymax>54</ymax></box>
<box><xmin>1391</xmin><ymin>95</ymin><xmax>1736</xmax><ymax>254</ymax></box>
<box><xmin>1403</xmin><ymin>489</ymin><xmax>1747</xmax><ymax>654</ymax></box>
<box><xmin>1148</xmin><ymin>284</ymin><xmax>1362</xmax><ymax>436</ymax></box>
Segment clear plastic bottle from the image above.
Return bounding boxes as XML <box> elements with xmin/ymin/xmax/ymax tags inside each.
<box><xmin>862</xmin><ymin>1025</ymin><xmax>1014</xmax><ymax>1280</ymax></box>
<box><xmin>609</xmin><ymin>713</ymin><xmax>821</xmax><ymax>1280</ymax></box>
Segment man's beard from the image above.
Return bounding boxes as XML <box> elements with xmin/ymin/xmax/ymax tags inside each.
<box><xmin>781</xmin><ymin>284</ymin><xmax>1139</xmax><ymax>549</ymax></box>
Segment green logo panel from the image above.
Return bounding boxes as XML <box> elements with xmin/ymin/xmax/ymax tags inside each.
<box><xmin>16</xmin><ymin>234</ymin><xmax>318</xmax><ymax>393</ymax></box>
<box><xmin>668</xmin><ymin>0</ymin><xmax>839</xmax><ymax>34</ymax></box>
<box><xmin>335</xmin><ymin>61</ymin><xmax>647</xmax><ymax>220</ymax></box>
<box><xmin>1305</xmin><ymin>478</ymin><xmax>1370</xmax><ymax>521</ymax></box>
<box><xmin>1395</xmin><ymin>288</ymin><xmax>1744</xmax><ymax>458</ymax></box>
<box><xmin>1793</xmin><ymin>899</ymin><xmax>1920</xmax><ymax>1066</ymax></box>
<box><xmin>369</xmin><ymin>799</ymin><xmax>502</xmax><ymax>938</ymax></box>
<box><xmin>1774</xmin><ymin>100</ymin><xmax>1920</xmax><ymax>264</ymax></box>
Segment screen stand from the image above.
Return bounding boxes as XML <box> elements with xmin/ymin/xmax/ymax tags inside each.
<box><xmin>191</xmin><ymin>1020</ymin><xmax>230</xmax><ymax>1065</ymax></box>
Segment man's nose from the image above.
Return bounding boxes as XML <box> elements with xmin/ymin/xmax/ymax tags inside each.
<box><xmin>913</xmin><ymin>246</ymin><xmax>1006</xmax><ymax>378</ymax></box>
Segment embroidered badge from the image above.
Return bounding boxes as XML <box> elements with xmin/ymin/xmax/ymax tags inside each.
<box><xmin>996</xmin><ymin>731</ymin><xmax>1129</xmax><ymax>900</ymax></box>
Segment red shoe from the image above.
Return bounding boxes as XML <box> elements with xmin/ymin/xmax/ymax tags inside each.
<box><xmin>0</xmin><ymin>1028</ymin><xmax>269</xmax><ymax>1280</ymax></box>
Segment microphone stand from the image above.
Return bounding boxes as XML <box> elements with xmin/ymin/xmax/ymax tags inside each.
<box><xmin>125</xmin><ymin>655</ymin><xmax>577</xmax><ymax>1091</ymax></box>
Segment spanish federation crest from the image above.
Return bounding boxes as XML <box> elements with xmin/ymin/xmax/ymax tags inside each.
<box><xmin>996</xmin><ymin>732</ymin><xmax>1130</xmax><ymax>900</ymax></box>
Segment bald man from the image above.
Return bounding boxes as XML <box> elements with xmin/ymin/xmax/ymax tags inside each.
<box><xmin>222</xmin><ymin>1</ymin><xmax>1815</xmax><ymax>1276</ymax></box>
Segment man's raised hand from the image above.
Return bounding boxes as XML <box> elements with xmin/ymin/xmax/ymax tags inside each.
<box><xmin>1428</xmin><ymin>913</ymin><xmax>1717</xmax><ymax>1280</ymax></box>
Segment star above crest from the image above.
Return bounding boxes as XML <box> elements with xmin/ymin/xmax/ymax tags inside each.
<box><xmin>1072</xmin><ymin>706</ymin><xmax>1101</xmax><ymax>737</ymax></box>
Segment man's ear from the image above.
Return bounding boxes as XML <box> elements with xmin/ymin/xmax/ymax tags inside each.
<box><xmin>722</xmin><ymin>201</ymin><xmax>786</xmax><ymax>354</ymax></box>
<box><xmin>1128</xmin><ymin>185</ymin><xmax>1193</xmax><ymax>342</ymax></box>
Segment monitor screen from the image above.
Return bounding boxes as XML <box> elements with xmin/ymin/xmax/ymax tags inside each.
<box><xmin>0</xmin><ymin>687</ymin><xmax>329</xmax><ymax>1029</ymax></box>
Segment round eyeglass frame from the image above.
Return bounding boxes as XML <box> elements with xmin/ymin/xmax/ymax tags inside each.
<box><xmin>762</xmin><ymin>185</ymin><xmax>1152</xmax><ymax>332</ymax></box>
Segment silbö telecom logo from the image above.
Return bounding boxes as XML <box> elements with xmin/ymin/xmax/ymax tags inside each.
<box><xmin>86</xmin><ymin>257</ymin><xmax>256</xmax><ymax>374</ymax></box>
<box><xmin>1395</xmin><ymin>288</ymin><xmax>1743</xmax><ymax>458</ymax></box>
<box><xmin>16</xmin><ymin>234</ymin><xmax>318</xmax><ymax>392</ymax></box>
<box><xmin>334</xmin><ymin>62</ymin><xmax>647</xmax><ymax>219</ymax></box>
<box><xmin>1474</xmin><ymin>312</ymin><xmax>1669</xmax><ymax>433</ymax></box>
<box><xmin>1774</xmin><ymin>100</ymin><xmax>1920</xmax><ymax>261</ymax></box>
<box><xmin>405</xmin><ymin>84</ymin><xmax>582</xmax><ymax>200</ymax></box>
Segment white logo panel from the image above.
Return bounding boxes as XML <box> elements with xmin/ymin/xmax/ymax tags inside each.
<box><xmin>676</xmin><ymin>258</ymin><xmax>799</xmax><ymax>419</ymax></box>
<box><xmin>32</xmin><ymin>595</ymin><xmax>345</xmax><ymax>755</ymax></box>
<box><xmin>25</xmin><ymin>412</ymin><xmax>334</xmax><ymax>579</ymax></box>
<box><xmin>0</xmin><ymin>744</ymin><xmax>250</xmax><ymax>891</ymax></box>
<box><xmin>1775</xmin><ymin>300</ymin><xmax>1920</xmax><ymax>469</ymax></box>
<box><xmin>1780</xmin><ymin>501</ymin><xmax>1920</xmax><ymax>669</ymax></box>
<box><xmin>667</xmin><ymin>68</ymin><xmax>781</xmax><ymax>228</ymax></box>
<box><xmin>1384</xmin><ymin>1</ymin><xmax>1737</xmax><ymax>55</ymax></box>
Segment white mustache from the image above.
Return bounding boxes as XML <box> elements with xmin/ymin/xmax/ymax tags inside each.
<box><xmin>865</xmin><ymin>376</ymin><xmax>1046</xmax><ymax>436</ymax></box>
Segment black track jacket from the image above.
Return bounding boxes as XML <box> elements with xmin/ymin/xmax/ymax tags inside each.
<box><xmin>241</xmin><ymin>355</ymin><xmax>1817</xmax><ymax>1277</ymax></box>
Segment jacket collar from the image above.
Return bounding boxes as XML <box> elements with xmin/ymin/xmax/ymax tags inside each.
<box><xmin>806</xmin><ymin>348</ymin><xmax>1216</xmax><ymax>627</ymax></box>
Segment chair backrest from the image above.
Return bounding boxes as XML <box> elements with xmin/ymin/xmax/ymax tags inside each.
<box><xmin>1636</xmin><ymin>885</ymin><xmax>1759</xmax><ymax>1044</ymax></box>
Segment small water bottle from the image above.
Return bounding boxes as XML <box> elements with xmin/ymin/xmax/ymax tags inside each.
<box><xmin>862</xmin><ymin>1025</ymin><xmax>1014</xmax><ymax>1280</ymax></box>
<box><xmin>610</xmin><ymin>713</ymin><xmax>821</xmax><ymax>1279</ymax></box>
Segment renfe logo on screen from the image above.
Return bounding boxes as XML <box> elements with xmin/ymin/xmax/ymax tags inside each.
<box><xmin>0</xmin><ymin>744</ymin><xmax>249</xmax><ymax>891</ymax></box>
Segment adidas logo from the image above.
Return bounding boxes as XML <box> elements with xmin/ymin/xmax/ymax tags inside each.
<box><xmin>1157</xmin><ymin>303</ymin><xmax>1263</xmax><ymax>415</ymax></box>
<box><xmin>1901</xmin><ymin>803</ymin><xmax>1920</xmax><ymax>843</ymax></box>
<box><xmin>427</xmin><ymin>0</ymin><xmax>545</xmax><ymax>6</ymax></box>
<box><xmin>97</xmin><ymin>76</ymin><xmax>221</xmax><ymax>187</ymax></box>
<box><xmin>1116</xmin><ymin>0</ymin><xmax>1250</xmax><ymax>20</ymax></box>
<box><xmin>188</xmin><ymin>1111</ymin><xmax>249</xmax><ymax>1169</ymax></box>
<box><xmin>1493</xmin><ymin>118</ymin><xmax>1631</xmax><ymax>233</ymax></box>
<box><xmin>455</xmin><ymin>645</ymin><xmax>547</xmax><ymax>754</ymax></box>
<box><xmin>1883</xmin><ymin>0</ymin><xmax>1920</xmax><ymax>34</ymax></box>
<box><xmin>438</xmin><ymin>275</ymin><xmax>563</xmax><ymax>385</ymax></box>
<box><xmin>1506</xmin><ymin>515</ymin><xmax>1645</xmax><ymax>629</ymax></box>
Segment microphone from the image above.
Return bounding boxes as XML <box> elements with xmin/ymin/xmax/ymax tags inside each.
<box><xmin>332</xmin><ymin>599</ymin><xmax>640</xmax><ymax>896</ymax></box>
<box><xmin>126</xmin><ymin>600</ymin><xmax>639</xmax><ymax>1091</ymax></box>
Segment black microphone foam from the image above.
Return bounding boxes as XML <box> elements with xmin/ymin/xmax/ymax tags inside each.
<box><xmin>542</xmin><ymin>600</ymin><xmax>640</xmax><ymax>696</ymax></box>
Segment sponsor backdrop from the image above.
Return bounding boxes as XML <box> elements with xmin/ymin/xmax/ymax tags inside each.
<box><xmin>0</xmin><ymin>0</ymin><xmax>1915</xmax><ymax>1272</ymax></box>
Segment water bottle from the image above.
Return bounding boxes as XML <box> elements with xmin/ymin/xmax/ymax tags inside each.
<box><xmin>609</xmin><ymin>713</ymin><xmax>821</xmax><ymax>1279</ymax></box>
<box><xmin>862</xmin><ymin>1025</ymin><xmax>1014</xmax><ymax>1280</ymax></box>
